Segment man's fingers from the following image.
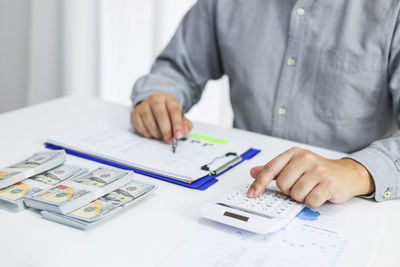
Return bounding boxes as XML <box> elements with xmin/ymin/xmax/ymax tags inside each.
<box><xmin>131</xmin><ymin>93</ymin><xmax>191</xmax><ymax>141</ymax></box>
<box><xmin>183</xmin><ymin>117</ymin><xmax>193</xmax><ymax>134</ymax></box>
<box><xmin>288</xmin><ymin>172</ymin><xmax>320</xmax><ymax>203</ymax></box>
<box><xmin>250</xmin><ymin>166</ymin><xmax>264</xmax><ymax>178</ymax></box>
<box><xmin>275</xmin><ymin>157</ymin><xmax>311</xmax><ymax>195</ymax></box>
<box><xmin>151</xmin><ymin>102</ymin><xmax>173</xmax><ymax>141</ymax></box>
<box><xmin>166</xmin><ymin>99</ymin><xmax>184</xmax><ymax>139</ymax></box>
<box><xmin>247</xmin><ymin>167</ymin><xmax>276</xmax><ymax>198</ymax></box>
<box><xmin>304</xmin><ymin>182</ymin><xmax>331</xmax><ymax>209</ymax></box>
<box><xmin>248</xmin><ymin>148</ymin><xmax>299</xmax><ymax>198</ymax></box>
<box><xmin>131</xmin><ymin>110</ymin><xmax>151</xmax><ymax>138</ymax></box>
<box><xmin>140</xmin><ymin>104</ymin><xmax>162</xmax><ymax>139</ymax></box>
<box><xmin>130</xmin><ymin>93</ymin><xmax>191</xmax><ymax>141</ymax></box>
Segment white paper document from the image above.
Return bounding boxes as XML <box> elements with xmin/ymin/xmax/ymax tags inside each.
<box><xmin>160</xmin><ymin>204</ymin><xmax>386</xmax><ymax>267</ymax></box>
<box><xmin>47</xmin><ymin>121</ymin><xmax>251</xmax><ymax>182</ymax></box>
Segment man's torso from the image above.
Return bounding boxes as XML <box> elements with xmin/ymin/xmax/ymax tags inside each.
<box><xmin>215</xmin><ymin>0</ymin><xmax>399</xmax><ymax>152</ymax></box>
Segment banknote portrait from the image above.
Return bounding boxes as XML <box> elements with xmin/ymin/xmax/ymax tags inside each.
<box><xmin>104</xmin><ymin>189</ymin><xmax>134</xmax><ymax>203</ymax></box>
<box><xmin>30</xmin><ymin>173</ymin><xmax>61</xmax><ymax>185</ymax></box>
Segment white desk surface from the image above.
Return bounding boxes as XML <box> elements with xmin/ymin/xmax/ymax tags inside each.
<box><xmin>0</xmin><ymin>96</ymin><xmax>398</xmax><ymax>267</ymax></box>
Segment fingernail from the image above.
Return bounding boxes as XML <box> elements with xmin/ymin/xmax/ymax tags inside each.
<box><xmin>247</xmin><ymin>187</ymin><xmax>255</xmax><ymax>198</ymax></box>
<box><xmin>184</xmin><ymin>122</ymin><xmax>189</xmax><ymax>133</ymax></box>
<box><xmin>166</xmin><ymin>138</ymin><xmax>173</xmax><ymax>145</ymax></box>
<box><xmin>175</xmin><ymin>130</ymin><xmax>183</xmax><ymax>139</ymax></box>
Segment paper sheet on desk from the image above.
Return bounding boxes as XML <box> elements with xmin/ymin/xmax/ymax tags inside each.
<box><xmin>47</xmin><ymin>121</ymin><xmax>250</xmax><ymax>182</ymax></box>
<box><xmin>160</xmin><ymin>204</ymin><xmax>386</xmax><ymax>267</ymax></box>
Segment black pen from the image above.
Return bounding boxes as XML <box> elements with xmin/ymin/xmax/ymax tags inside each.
<box><xmin>172</xmin><ymin>137</ymin><xmax>178</xmax><ymax>153</ymax></box>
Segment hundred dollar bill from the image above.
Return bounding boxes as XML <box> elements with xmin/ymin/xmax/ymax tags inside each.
<box><xmin>41</xmin><ymin>180</ymin><xmax>157</xmax><ymax>230</ymax></box>
<box><xmin>25</xmin><ymin>167</ymin><xmax>134</xmax><ymax>214</ymax></box>
<box><xmin>0</xmin><ymin>150</ymin><xmax>66</xmax><ymax>189</ymax></box>
<box><xmin>0</xmin><ymin>164</ymin><xmax>88</xmax><ymax>212</ymax></box>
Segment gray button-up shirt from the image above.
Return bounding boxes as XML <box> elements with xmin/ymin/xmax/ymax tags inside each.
<box><xmin>132</xmin><ymin>0</ymin><xmax>400</xmax><ymax>202</ymax></box>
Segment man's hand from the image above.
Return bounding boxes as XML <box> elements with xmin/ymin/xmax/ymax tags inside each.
<box><xmin>130</xmin><ymin>93</ymin><xmax>193</xmax><ymax>143</ymax></box>
<box><xmin>247</xmin><ymin>147</ymin><xmax>375</xmax><ymax>209</ymax></box>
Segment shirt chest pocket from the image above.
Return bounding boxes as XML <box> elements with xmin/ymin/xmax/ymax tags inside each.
<box><xmin>313</xmin><ymin>50</ymin><xmax>387</xmax><ymax>120</ymax></box>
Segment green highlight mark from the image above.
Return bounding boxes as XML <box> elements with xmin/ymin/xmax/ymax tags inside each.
<box><xmin>189</xmin><ymin>133</ymin><xmax>229</xmax><ymax>145</ymax></box>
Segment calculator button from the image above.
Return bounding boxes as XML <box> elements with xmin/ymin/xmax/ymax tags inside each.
<box><xmin>218</xmin><ymin>186</ymin><xmax>303</xmax><ymax>219</ymax></box>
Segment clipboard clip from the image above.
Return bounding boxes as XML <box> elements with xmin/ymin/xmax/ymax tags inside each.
<box><xmin>201</xmin><ymin>152</ymin><xmax>243</xmax><ymax>175</ymax></box>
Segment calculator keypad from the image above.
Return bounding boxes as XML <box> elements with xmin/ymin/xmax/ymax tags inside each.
<box><xmin>218</xmin><ymin>185</ymin><xmax>302</xmax><ymax>218</ymax></box>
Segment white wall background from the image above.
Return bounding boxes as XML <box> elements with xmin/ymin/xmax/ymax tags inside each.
<box><xmin>0</xmin><ymin>0</ymin><xmax>233</xmax><ymax>127</ymax></box>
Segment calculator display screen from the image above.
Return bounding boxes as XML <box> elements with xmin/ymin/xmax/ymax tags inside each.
<box><xmin>223</xmin><ymin>211</ymin><xmax>249</xmax><ymax>222</ymax></box>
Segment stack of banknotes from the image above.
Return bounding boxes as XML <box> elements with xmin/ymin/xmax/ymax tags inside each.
<box><xmin>0</xmin><ymin>151</ymin><xmax>66</xmax><ymax>189</ymax></box>
<box><xmin>0</xmin><ymin>151</ymin><xmax>157</xmax><ymax>229</ymax></box>
<box><xmin>0</xmin><ymin>150</ymin><xmax>67</xmax><ymax>211</ymax></box>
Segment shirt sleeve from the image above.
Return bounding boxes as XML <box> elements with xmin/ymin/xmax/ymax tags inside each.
<box><xmin>347</xmin><ymin>15</ymin><xmax>400</xmax><ymax>202</ymax></box>
<box><xmin>131</xmin><ymin>0</ymin><xmax>223</xmax><ymax>112</ymax></box>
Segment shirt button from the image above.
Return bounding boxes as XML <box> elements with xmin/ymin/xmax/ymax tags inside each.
<box><xmin>383</xmin><ymin>189</ymin><xmax>391</xmax><ymax>199</ymax></box>
<box><xmin>278</xmin><ymin>107</ymin><xmax>287</xmax><ymax>116</ymax></box>
<box><xmin>297</xmin><ymin>8</ymin><xmax>305</xmax><ymax>16</ymax></box>
<box><xmin>287</xmin><ymin>58</ymin><xmax>296</xmax><ymax>66</ymax></box>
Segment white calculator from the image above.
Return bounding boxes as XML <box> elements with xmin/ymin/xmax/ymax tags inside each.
<box><xmin>201</xmin><ymin>184</ymin><xmax>304</xmax><ymax>234</ymax></box>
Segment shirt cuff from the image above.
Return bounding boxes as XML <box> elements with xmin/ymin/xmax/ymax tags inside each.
<box><xmin>347</xmin><ymin>147</ymin><xmax>399</xmax><ymax>202</ymax></box>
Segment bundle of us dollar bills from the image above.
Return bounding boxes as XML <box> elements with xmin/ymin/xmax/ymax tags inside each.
<box><xmin>0</xmin><ymin>164</ymin><xmax>87</xmax><ymax>212</ymax></box>
<box><xmin>0</xmin><ymin>151</ymin><xmax>66</xmax><ymax>189</ymax></box>
<box><xmin>41</xmin><ymin>180</ymin><xmax>157</xmax><ymax>230</ymax></box>
<box><xmin>24</xmin><ymin>167</ymin><xmax>134</xmax><ymax>214</ymax></box>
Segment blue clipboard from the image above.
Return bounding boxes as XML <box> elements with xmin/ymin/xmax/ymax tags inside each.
<box><xmin>45</xmin><ymin>143</ymin><xmax>261</xmax><ymax>191</ymax></box>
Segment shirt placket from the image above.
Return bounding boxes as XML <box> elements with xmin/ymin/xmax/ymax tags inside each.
<box><xmin>271</xmin><ymin>0</ymin><xmax>313</xmax><ymax>139</ymax></box>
